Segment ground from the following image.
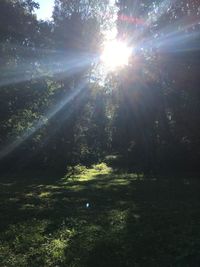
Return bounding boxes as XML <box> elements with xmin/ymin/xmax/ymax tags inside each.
<box><xmin>1</xmin><ymin>163</ymin><xmax>200</xmax><ymax>266</ymax></box>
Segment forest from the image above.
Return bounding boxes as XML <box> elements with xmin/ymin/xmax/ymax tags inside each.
<box><xmin>0</xmin><ymin>0</ymin><xmax>200</xmax><ymax>266</ymax></box>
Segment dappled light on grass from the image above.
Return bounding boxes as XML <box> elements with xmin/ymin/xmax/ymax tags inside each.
<box><xmin>1</xmin><ymin>0</ymin><xmax>200</xmax><ymax>265</ymax></box>
<box><xmin>1</xmin><ymin>164</ymin><xmax>200</xmax><ymax>266</ymax></box>
<box><xmin>64</xmin><ymin>162</ymin><xmax>112</xmax><ymax>182</ymax></box>
<box><xmin>39</xmin><ymin>191</ymin><xmax>52</xmax><ymax>198</ymax></box>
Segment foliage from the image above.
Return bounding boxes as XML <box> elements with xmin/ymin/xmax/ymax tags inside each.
<box><xmin>0</xmin><ymin>1</ymin><xmax>200</xmax><ymax>265</ymax></box>
<box><xmin>1</xmin><ymin>0</ymin><xmax>200</xmax><ymax>174</ymax></box>
<box><xmin>111</xmin><ymin>0</ymin><xmax>200</xmax><ymax>173</ymax></box>
<box><xmin>0</xmin><ymin>0</ymin><xmax>109</xmax><ymax>172</ymax></box>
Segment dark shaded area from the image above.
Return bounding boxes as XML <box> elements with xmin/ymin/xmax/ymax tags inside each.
<box><xmin>0</xmin><ymin>0</ymin><xmax>200</xmax><ymax>175</ymax></box>
<box><xmin>1</xmin><ymin>170</ymin><xmax>200</xmax><ymax>266</ymax></box>
<box><xmin>0</xmin><ymin>1</ymin><xmax>200</xmax><ymax>266</ymax></box>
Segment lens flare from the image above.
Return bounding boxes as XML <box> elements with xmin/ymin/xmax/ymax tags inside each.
<box><xmin>101</xmin><ymin>40</ymin><xmax>132</xmax><ymax>70</ymax></box>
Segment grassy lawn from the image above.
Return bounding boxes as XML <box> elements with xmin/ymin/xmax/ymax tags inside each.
<box><xmin>1</xmin><ymin>164</ymin><xmax>200</xmax><ymax>266</ymax></box>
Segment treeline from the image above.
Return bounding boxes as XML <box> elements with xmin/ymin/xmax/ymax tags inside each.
<box><xmin>114</xmin><ymin>0</ymin><xmax>200</xmax><ymax>173</ymax></box>
<box><xmin>0</xmin><ymin>0</ymin><xmax>200</xmax><ymax>175</ymax></box>
<box><xmin>0</xmin><ymin>0</ymin><xmax>109</xmax><ymax>173</ymax></box>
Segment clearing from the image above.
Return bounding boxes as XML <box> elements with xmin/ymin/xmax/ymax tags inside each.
<box><xmin>0</xmin><ymin>164</ymin><xmax>200</xmax><ymax>266</ymax></box>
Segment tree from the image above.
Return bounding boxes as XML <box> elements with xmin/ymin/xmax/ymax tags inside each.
<box><xmin>111</xmin><ymin>0</ymin><xmax>200</xmax><ymax>173</ymax></box>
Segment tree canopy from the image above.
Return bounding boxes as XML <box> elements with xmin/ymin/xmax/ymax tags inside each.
<box><xmin>0</xmin><ymin>0</ymin><xmax>200</xmax><ymax>175</ymax></box>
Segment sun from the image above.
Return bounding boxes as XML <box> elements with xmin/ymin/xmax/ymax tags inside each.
<box><xmin>101</xmin><ymin>40</ymin><xmax>132</xmax><ymax>70</ymax></box>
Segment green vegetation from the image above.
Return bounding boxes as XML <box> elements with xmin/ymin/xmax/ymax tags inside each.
<box><xmin>1</xmin><ymin>164</ymin><xmax>200</xmax><ymax>266</ymax></box>
<box><xmin>0</xmin><ymin>1</ymin><xmax>200</xmax><ymax>266</ymax></box>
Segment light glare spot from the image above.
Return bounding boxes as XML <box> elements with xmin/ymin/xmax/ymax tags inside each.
<box><xmin>101</xmin><ymin>40</ymin><xmax>132</xmax><ymax>70</ymax></box>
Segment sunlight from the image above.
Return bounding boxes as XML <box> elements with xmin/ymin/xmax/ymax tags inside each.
<box><xmin>100</xmin><ymin>40</ymin><xmax>132</xmax><ymax>70</ymax></box>
<box><xmin>0</xmin><ymin>80</ymin><xmax>86</xmax><ymax>160</ymax></box>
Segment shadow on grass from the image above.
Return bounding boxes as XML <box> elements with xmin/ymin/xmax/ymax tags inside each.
<box><xmin>1</xmin><ymin>168</ymin><xmax>200</xmax><ymax>266</ymax></box>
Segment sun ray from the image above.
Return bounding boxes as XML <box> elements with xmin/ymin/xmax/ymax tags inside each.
<box><xmin>0</xmin><ymin>80</ymin><xmax>87</xmax><ymax>159</ymax></box>
<box><xmin>0</xmin><ymin>47</ymin><xmax>96</xmax><ymax>87</ymax></box>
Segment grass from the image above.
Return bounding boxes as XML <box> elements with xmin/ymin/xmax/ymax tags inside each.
<box><xmin>1</xmin><ymin>164</ymin><xmax>200</xmax><ymax>266</ymax></box>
